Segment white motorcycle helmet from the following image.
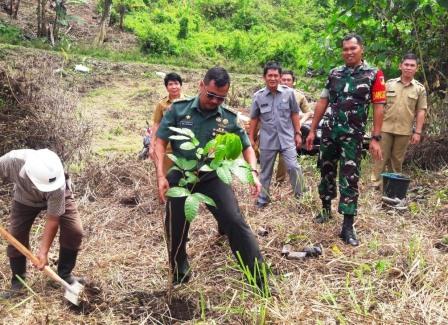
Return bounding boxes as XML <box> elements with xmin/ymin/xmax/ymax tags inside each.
<box><xmin>24</xmin><ymin>149</ymin><xmax>65</xmax><ymax>192</ymax></box>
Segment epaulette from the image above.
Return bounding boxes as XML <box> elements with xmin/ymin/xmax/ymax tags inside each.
<box><xmin>413</xmin><ymin>79</ymin><xmax>424</xmax><ymax>88</ymax></box>
<box><xmin>173</xmin><ymin>96</ymin><xmax>194</xmax><ymax>104</ymax></box>
<box><xmin>222</xmin><ymin>105</ymin><xmax>238</xmax><ymax>115</ymax></box>
<box><xmin>387</xmin><ymin>77</ymin><xmax>399</xmax><ymax>84</ymax></box>
<box><xmin>253</xmin><ymin>87</ymin><xmax>266</xmax><ymax>95</ymax></box>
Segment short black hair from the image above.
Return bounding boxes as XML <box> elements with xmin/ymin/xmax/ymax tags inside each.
<box><xmin>341</xmin><ymin>33</ymin><xmax>364</xmax><ymax>47</ymax></box>
<box><xmin>164</xmin><ymin>72</ymin><xmax>182</xmax><ymax>87</ymax></box>
<box><xmin>282</xmin><ymin>70</ymin><xmax>295</xmax><ymax>82</ymax></box>
<box><xmin>204</xmin><ymin>67</ymin><xmax>230</xmax><ymax>87</ymax></box>
<box><xmin>263</xmin><ymin>61</ymin><xmax>282</xmax><ymax>76</ymax></box>
<box><xmin>401</xmin><ymin>53</ymin><xmax>419</xmax><ymax>64</ymax></box>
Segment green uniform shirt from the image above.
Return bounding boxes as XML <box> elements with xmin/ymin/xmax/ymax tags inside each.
<box><xmin>156</xmin><ymin>96</ymin><xmax>250</xmax><ymax>161</ymax></box>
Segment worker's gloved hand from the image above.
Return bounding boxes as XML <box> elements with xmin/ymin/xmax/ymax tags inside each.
<box><xmin>34</xmin><ymin>250</ymin><xmax>49</xmax><ymax>270</ymax></box>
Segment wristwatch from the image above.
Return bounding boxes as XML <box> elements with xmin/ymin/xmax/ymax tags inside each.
<box><xmin>371</xmin><ymin>135</ymin><xmax>382</xmax><ymax>142</ymax></box>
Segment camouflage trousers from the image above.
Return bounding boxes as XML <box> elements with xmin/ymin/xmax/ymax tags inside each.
<box><xmin>318</xmin><ymin>130</ymin><xmax>363</xmax><ymax>216</ymax></box>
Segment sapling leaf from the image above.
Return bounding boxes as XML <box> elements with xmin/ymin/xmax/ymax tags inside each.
<box><xmin>185</xmin><ymin>171</ymin><xmax>199</xmax><ymax>184</ymax></box>
<box><xmin>192</xmin><ymin>192</ymin><xmax>216</xmax><ymax>207</ymax></box>
<box><xmin>230</xmin><ymin>160</ymin><xmax>253</xmax><ymax>184</ymax></box>
<box><xmin>199</xmin><ymin>164</ymin><xmax>213</xmax><ymax>172</ymax></box>
<box><xmin>166</xmin><ymin>187</ymin><xmax>191</xmax><ymax>198</ymax></box>
<box><xmin>217</xmin><ymin>166</ymin><xmax>232</xmax><ymax>184</ymax></box>
<box><xmin>169</xmin><ymin>126</ymin><xmax>195</xmax><ymax>138</ymax></box>
<box><xmin>167</xmin><ymin>165</ymin><xmax>181</xmax><ymax>174</ymax></box>
<box><xmin>175</xmin><ymin>158</ymin><xmax>197</xmax><ymax>170</ymax></box>
<box><xmin>185</xmin><ymin>194</ymin><xmax>200</xmax><ymax>222</ymax></box>
<box><xmin>169</xmin><ymin>135</ymin><xmax>190</xmax><ymax>141</ymax></box>
<box><xmin>203</xmin><ymin>139</ymin><xmax>216</xmax><ymax>155</ymax></box>
<box><xmin>167</xmin><ymin>153</ymin><xmax>178</xmax><ymax>164</ymax></box>
<box><xmin>180</xmin><ymin>142</ymin><xmax>196</xmax><ymax>150</ymax></box>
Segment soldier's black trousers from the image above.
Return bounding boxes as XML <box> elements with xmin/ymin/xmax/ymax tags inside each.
<box><xmin>165</xmin><ymin>171</ymin><xmax>263</xmax><ymax>277</ymax></box>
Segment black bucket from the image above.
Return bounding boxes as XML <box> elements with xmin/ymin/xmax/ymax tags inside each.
<box><xmin>381</xmin><ymin>173</ymin><xmax>411</xmax><ymax>199</ymax></box>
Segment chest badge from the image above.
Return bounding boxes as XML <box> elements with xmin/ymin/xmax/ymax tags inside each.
<box><xmin>186</xmin><ymin>115</ymin><xmax>191</xmax><ymax>120</ymax></box>
<box><xmin>223</xmin><ymin>119</ymin><xmax>229</xmax><ymax>125</ymax></box>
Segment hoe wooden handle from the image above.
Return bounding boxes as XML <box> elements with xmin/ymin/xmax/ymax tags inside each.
<box><xmin>0</xmin><ymin>225</ymin><xmax>71</xmax><ymax>290</ymax></box>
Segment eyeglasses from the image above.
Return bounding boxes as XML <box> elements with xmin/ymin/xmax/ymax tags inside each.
<box><xmin>205</xmin><ymin>87</ymin><xmax>227</xmax><ymax>102</ymax></box>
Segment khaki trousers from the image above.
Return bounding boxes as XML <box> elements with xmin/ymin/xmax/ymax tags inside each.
<box><xmin>371</xmin><ymin>132</ymin><xmax>411</xmax><ymax>185</ymax></box>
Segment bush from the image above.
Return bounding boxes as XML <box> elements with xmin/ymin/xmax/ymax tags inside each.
<box><xmin>177</xmin><ymin>17</ymin><xmax>189</xmax><ymax>39</ymax></box>
<box><xmin>140</xmin><ymin>29</ymin><xmax>177</xmax><ymax>55</ymax></box>
<box><xmin>0</xmin><ymin>21</ymin><xmax>22</xmax><ymax>44</ymax></box>
<box><xmin>232</xmin><ymin>9</ymin><xmax>258</xmax><ymax>31</ymax></box>
<box><xmin>198</xmin><ymin>0</ymin><xmax>239</xmax><ymax>20</ymax></box>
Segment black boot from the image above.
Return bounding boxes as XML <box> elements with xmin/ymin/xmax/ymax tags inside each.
<box><xmin>340</xmin><ymin>214</ymin><xmax>359</xmax><ymax>246</ymax></box>
<box><xmin>0</xmin><ymin>256</ymin><xmax>26</xmax><ymax>299</ymax></box>
<box><xmin>315</xmin><ymin>201</ymin><xmax>332</xmax><ymax>223</ymax></box>
<box><xmin>58</xmin><ymin>248</ymin><xmax>84</xmax><ymax>285</ymax></box>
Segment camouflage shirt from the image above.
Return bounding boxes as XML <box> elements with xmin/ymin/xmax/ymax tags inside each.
<box><xmin>321</xmin><ymin>61</ymin><xmax>386</xmax><ymax>135</ymax></box>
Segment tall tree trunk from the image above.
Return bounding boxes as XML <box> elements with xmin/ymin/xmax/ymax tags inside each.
<box><xmin>12</xmin><ymin>0</ymin><xmax>20</xmax><ymax>19</ymax></box>
<box><xmin>37</xmin><ymin>0</ymin><xmax>48</xmax><ymax>37</ymax></box>
<box><xmin>94</xmin><ymin>0</ymin><xmax>112</xmax><ymax>46</ymax></box>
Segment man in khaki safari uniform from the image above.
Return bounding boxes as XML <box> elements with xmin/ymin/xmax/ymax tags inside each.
<box><xmin>371</xmin><ymin>53</ymin><xmax>427</xmax><ymax>187</ymax></box>
<box><xmin>150</xmin><ymin>72</ymin><xmax>185</xmax><ymax>174</ymax></box>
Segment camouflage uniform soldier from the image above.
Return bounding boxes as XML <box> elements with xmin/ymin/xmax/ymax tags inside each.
<box><xmin>306</xmin><ymin>33</ymin><xmax>386</xmax><ymax>246</ymax></box>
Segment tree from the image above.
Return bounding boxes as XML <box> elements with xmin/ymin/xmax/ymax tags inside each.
<box><xmin>326</xmin><ymin>0</ymin><xmax>448</xmax><ymax>94</ymax></box>
<box><xmin>37</xmin><ymin>0</ymin><xmax>48</xmax><ymax>37</ymax></box>
<box><xmin>94</xmin><ymin>0</ymin><xmax>113</xmax><ymax>45</ymax></box>
<box><xmin>8</xmin><ymin>0</ymin><xmax>20</xmax><ymax>19</ymax></box>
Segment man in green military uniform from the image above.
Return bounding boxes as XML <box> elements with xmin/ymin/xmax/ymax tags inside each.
<box><xmin>371</xmin><ymin>53</ymin><xmax>427</xmax><ymax>187</ymax></box>
<box><xmin>154</xmin><ymin>67</ymin><xmax>264</xmax><ymax>287</ymax></box>
<box><xmin>306</xmin><ymin>33</ymin><xmax>386</xmax><ymax>246</ymax></box>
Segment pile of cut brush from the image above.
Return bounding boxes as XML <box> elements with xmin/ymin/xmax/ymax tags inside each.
<box><xmin>405</xmin><ymin>132</ymin><xmax>448</xmax><ymax>170</ymax></box>
<box><xmin>0</xmin><ymin>53</ymin><xmax>91</xmax><ymax>162</ymax></box>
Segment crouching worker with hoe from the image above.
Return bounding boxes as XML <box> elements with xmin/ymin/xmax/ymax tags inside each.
<box><xmin>154</xmin><ymin>67</ymin><xmax>268</xmax><ymax>294</ymax></box>
<box><xmin>0</xmin><ymin>149</ymin><xmax>84</xmax><ymax>299</ymax></box>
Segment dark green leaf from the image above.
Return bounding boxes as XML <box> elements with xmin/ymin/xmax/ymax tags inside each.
<box><xmin>192</xmin><ymin>192</ymin><xmax>216</xmax><ymax>207</ymax></box>
<box><xmin>166</xmin><ymin>187</ymin><xmax>190</xmax><ymax>198</ymax></box>
<box><xmin>185</xmin><ymin>194</ymin><xmax>200</xmax><ymax>222</ymax></box>
<box><xmin>175</xmin><ymin>158</ymin><xmax>197</xmax><ymax>171</ymax></box>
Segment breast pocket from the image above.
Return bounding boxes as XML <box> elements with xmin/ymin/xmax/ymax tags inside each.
<box><xmin>407</xmin><ymin>92</ymin><xmax>418</xmax><ymax>107</ymax></box>
<box><xmin>386</xmin><ymin>92</ymin><xmax>397</xmax><ymax>109</ymax></box>
<box><xmin>260</xmin><ymin>105</ymin><xmax>273</xmax><ymax>122</ymax></box>
<box><xmin>278</xmin><ymin>102</ymin><xmax>291</xmax><ymax>119</ymax></box>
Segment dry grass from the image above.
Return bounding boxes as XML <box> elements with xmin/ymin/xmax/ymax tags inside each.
<box><xmin>1</xmin><ymin>46</ymin><xmax>448</xmax><ymax>324</ymax></box>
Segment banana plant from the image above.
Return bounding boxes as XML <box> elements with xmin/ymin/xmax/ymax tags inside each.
<box><xmin>165</xmin><ymin>127</ymin><xmax>255</xmax><ymax>222</ymax></box>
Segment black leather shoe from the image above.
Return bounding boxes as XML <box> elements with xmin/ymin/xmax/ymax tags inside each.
<box><xmin>315</xmin><ymin>209</ymin><xmax>332</xmax><ymax>223</ymax></box>
<box><xmin>340</xmin><ymin>228</ymin><xmax>360</xmax><ymax>246</ymax></box>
